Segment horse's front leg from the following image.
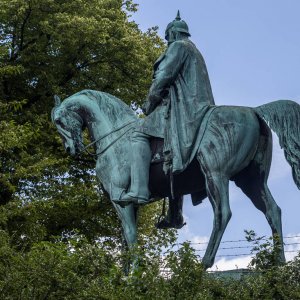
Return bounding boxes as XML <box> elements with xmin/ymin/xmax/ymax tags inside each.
<box><xmin>112</xmin><ymin>201</ymin><xmax>138</xmax><ymax>274</ymax></box>
<box><xmin>103</xmin><ymin>161</ymin><xmax>136</xmax><ymax>245</ymax></box>
<box><xmin>202</xmin><ymin>172</ymin><xmax>231</xmax><ymax>269</ymax></box>
<box><xmin>112</xmin><ymin>201</ymin><xmax>137</xmax><ymax>246</ymax></box>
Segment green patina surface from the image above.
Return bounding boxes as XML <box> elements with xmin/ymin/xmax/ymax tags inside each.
<box><xmin>52</xmin><ymin>12</ymin><xmax>300</xmax><ymax>271</ymax></box>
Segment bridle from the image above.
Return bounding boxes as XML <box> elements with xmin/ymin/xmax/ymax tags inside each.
<box><xmin>78</xmin><ymin>120</ymin><xmax>136</xmax><ymax>159</ymax></box>
<box><xmin>55</xmin><ymin>107</ymin><xmax>136</xmax><ymax>161</ymax></box>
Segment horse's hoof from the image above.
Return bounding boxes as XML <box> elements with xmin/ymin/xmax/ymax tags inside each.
<box><xmin>201</xmin><ymin>256</ymin><xmax>213</xmax><ymax>270</ymax></box>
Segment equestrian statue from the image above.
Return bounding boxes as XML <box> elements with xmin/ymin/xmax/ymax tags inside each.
<box><xmin>52</xmin><ymin>12</ymin><xmax>300</xmax><ymax>269</ymax></box>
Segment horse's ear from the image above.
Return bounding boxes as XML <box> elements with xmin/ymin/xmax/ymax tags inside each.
<box><xmin>54</xmin><ymin>95</ymin><xmax>61</xmax><ymax>107</ymax></box>
<box><xmin>52</xmin><ymin>95</ymin><xmax>61</xmax><ymax>123</ymax></box>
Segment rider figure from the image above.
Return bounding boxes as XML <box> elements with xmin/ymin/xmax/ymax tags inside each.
<box><xmin>114</xmin><ymin>12</ymin><xmax>215</xmax><ymax>212</ymax></box>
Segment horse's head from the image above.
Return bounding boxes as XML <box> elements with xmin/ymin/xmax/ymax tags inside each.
<box><xmin>52</xmin><ymin>95</ymin><xmax>84</xmax><ymax>156</ymax></box>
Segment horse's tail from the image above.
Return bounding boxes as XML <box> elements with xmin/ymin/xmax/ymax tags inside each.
<box><xmin>254</xmin><ymin>100</ymin><xmax>300</xmax><ymax>189</ymax></box>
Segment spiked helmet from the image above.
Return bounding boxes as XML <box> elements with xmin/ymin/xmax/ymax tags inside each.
<box><xmin>165</xmin><ymin>11</ymin><xmax>191</xmax><ymax>38</ymax></box>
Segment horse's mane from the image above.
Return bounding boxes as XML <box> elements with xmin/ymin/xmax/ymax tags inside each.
<box><xmin>70</xmin><ymin>89</ymin><xmax>136</xmax><ymax>119</ymax></box>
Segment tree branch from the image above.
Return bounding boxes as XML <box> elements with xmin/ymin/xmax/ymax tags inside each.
<box><xmin>19</xmin><ymin>5</ymin><xmax>32</xmax><ymax>51</ymax></box>
<box><xmin>58</xmin><ymin>44</ymin><xmax>87</xmax><ymax>87</ymax></box>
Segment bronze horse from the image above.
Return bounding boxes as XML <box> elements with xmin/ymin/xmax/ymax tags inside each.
<box><xmin>52</xmin><ymin>89</ymin><xmax>300</xmax><ymax>269</ymax></box>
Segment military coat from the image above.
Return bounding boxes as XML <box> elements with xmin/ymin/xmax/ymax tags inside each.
<box><xmin>141</xmin><ymin>38</ymin><xmax>215</xmax><ymax>173</ymax></box>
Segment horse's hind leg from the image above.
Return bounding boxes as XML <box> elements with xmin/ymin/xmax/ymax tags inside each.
<box><xmin>201</xmin><ymin>172</ymin><xmax>232</xmax><ymax>269</ymax></box>
<box><xmin>235</xmin><ymin>170</ymin><xmax>285</xmax><ymax>263</ymax></box>
<box><xmin>234</xmin><ymin>132</ymin><xmax>285</xmax><ymax>263</ymax></box>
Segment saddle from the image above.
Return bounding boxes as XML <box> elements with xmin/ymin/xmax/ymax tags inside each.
<box><xmin>150</xmin><ymin>137</ymin><xmax>164</xmax><ymax>164</ymax></box>
<box><xmin>149</xmin><ymin>137</ymin><xmax>205</xmax><ymax>206</ymax></box>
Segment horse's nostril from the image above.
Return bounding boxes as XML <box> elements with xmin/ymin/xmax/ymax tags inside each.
<box><xmin>66</xmin><ymin>146</ymin><xmax>71</xmax><ymax>154</ymax></box>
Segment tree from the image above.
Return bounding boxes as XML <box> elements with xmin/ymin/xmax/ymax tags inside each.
<box><xmin>0</xmin><ymin>0</ymin><xmax>167</xmax><ymax>250</ymax></box>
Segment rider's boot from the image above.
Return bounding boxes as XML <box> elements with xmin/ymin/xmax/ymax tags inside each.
<box><xmin>113</xmin><ymin>132</ymin><xmax>151</xmax><ymax>206</ymax></box>
<box><xmin>156</xmin><ymin>196</ymin><xmax>186</xmax><ymax>229</ymax></box>
<box><xmin>156</xmin><ymin>211</ymin><xmax>185</xmax><ymax>229</ymax></box>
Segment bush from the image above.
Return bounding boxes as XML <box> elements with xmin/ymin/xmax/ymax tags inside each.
<box><xmin>0</xmin><ymin>232</ymin><xmax>300</xmax><ymax>299</ymax></box>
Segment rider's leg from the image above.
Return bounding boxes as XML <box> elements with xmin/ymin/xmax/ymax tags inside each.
<box><xmin>113</xmin><ymin>131</ymin><xmax>151</xmax><ymax>205</ymax></box>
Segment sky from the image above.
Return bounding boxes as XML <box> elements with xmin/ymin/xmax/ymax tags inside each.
<box><xmin>131</xmin><ymin>1</ymin><xmax>300</xmax><ymax>270</ymax></box>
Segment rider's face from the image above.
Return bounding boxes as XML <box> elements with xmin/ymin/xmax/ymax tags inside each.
<box><xmin>165</xmin><ymin>28</ymin><xmax>175</xmax><ymax>44</ymax></box>
<box><xmin>165</xmin><ymin>30</ymin><xmax>170</xmax><ymax>41</ymax></box>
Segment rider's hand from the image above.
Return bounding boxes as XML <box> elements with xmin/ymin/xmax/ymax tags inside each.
<box><xmin>143</xmin><ymin>93</ymin><xmax>161</xmax><ymax>115</ymax></box>
<box><xmin>142</xmin><ymin>100</ymin><xmax>151</xmax><ymax>115</ymax></box>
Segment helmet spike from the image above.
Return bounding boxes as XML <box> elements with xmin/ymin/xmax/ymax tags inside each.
<box><xmin>176</xmin><ymin>10</ymin><xmax>181</xmax><ymax>21</ymax></box>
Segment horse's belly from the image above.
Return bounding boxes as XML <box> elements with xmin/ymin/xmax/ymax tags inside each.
<box><xmin>149</xmin><ymin>158</ymin><xmax>205</xmax><ymax>198</ymax></box>
<box><xmin>199</xmin><ymin>107</ymin><xmax>260</xmax><ymax>176</ymax></box>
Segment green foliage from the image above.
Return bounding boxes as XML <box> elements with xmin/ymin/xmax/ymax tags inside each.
<box><xmin>0</xmin><ymin>235</ymin><xmax>299</xmax><ymax>299</ymax></box>
<box><xmin>1</xmin><ymin>1</ymin><xmax>299</xmax><ymax>298</ymax></box>
<box><xmin>0</xmin><ymin>232</ymin><xmax>118</xmax><ymax>299</ymax></box>
<box><xmin>0</xmin><ymin>0</ymin><xmax>164</xmax><ymax>103</ymax></box>
<box><xmin>0</xmin><ymin>0</ymin><xmax>172</xmax><ymax>295</ymax></box>
<box><xmin>0</xmin><ymin>0</ymin><xmax>166</xmax><ymax>246</ymax></box>
<box><xmin>245</xmin><ymin>229</ymin><xmax>284</xmax><ymax>270</ymax></box>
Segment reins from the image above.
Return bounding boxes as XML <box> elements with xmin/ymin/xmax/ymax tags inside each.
<box><xmin>79</xmin><ymin>120</ymin><xmax>136</xmax><ymax>159</ymax></box>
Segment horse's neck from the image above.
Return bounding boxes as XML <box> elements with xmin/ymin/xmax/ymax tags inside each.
<box><xmin>67</xmin><ymin>97</ymin><xmax>104</xmax><ymax>142</ymax></box>
<box><xmin>68</xmin><ymin>93</ymin><xmax>136</xmax><ymax>145</ymax></box>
